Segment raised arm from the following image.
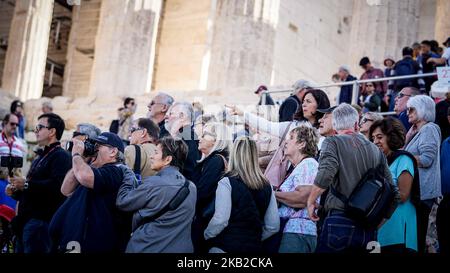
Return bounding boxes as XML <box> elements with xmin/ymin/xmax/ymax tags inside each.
<box><xmin>61</xmin><ymin>169</ymin><xmax>79</xmax><ymax>197</ymax></box>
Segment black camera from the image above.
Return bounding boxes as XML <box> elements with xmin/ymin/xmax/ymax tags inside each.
<box><xmin>1</xmin><ymin>156</ymin><xmax>23</xmax><ymax>177</ymax></box>
<box><xmin>66</xmin><ymin>138</ymin><xmax>97</xmax><ymax>157</ymax></box>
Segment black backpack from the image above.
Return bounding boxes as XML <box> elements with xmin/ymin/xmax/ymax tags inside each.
<box><xmin>330</xmin><ymin>155</ymin><xmax>398</xmax><ymax>228</ymax></box>
<box><xmin>387</xmin><ymin>150</ymin><xmax>421</xmax><ymax>209</ymax></box>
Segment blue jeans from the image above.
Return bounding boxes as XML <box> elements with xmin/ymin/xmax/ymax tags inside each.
<box><xmin>15</xmin><ymin>219</ymin><xmax>51</xmax><ymax>253</ymax></box>
<box><xmin>316</xmin><ymin>211</ymin><xmax>377</xmax><ymax>253</ymax></box>
<box><xmin>279</xmin><ymin>233</ymin><xmax>317</xmax><ymax>253</ymax></box>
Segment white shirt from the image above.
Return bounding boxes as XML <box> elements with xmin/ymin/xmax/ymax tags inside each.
<box><xmin>442</xmin><ymin>47</ymin><xmax>450</xmax><ymax>66</ymax></box>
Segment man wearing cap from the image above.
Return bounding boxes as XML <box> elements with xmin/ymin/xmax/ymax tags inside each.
<box><xmin>278</xmin><ymin>80</ymin><xmax>312</xmax><ymax>122</ymax></box>
<box><xmin>254</xmin><ymin>85</ymin><xmax>275</xmax><ymax>106</ymax></box>
<box><xmin>337</xmin><ymin>65</ymin><xmax>357</xmax><ymax>104</ymax></box>
<box><xmin>49</xmin><ymin>132</ymin><xmax>133</xmax><ymax>253</ymax></box>
<box><xmin>427</xmin><ymin>37</ymin><xmax>450</xmax><ymax>67</ymax></box>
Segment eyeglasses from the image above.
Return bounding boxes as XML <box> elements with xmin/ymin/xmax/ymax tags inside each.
<box><xmin>35</xmin><ymin>124</ymin><xmax>50</xmax><ymax>132</ymax></box>
<box><xmin>366</xmin><ymin>84</ymin><xmax>374</xmax><ymax>87</ymax></box>
<box><xmin>130</xmin><ymin>127</ymin><xmax>144</xmax><ymax>134</ymax></box>
<box><xmin>360</xmin><ymin>118</ymin><xmax>374</xmax><ymax>125</ymax></box>
<box><xmin>407</xmin><ymin>107</ymin><xmax>416</xmax><ymax>113</ymax></box>
<box><xmin>9</xmin><ymin>122</ymin><xmax>19</xmax><ymax>127</ymax></box>
<box><xmin>397</xmin><ymin>93</ymin><xmax>411</xmax><ymax>99</ymax></box>
<box><xmin>148</xmin><ymin>101</ymin><xmax>164</xmax><ymax>107</ymax></box>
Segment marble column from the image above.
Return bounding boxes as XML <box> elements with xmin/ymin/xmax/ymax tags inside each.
<box><xmin>348</xmin><ymin>0</ymin><xmax>421</xmax><ymax>71</ymax></box>
<box><xmin>89</xmin><ymin>0</ymin><xmax>162</xmax><ymax>98</ymax></box>
<box><xmin>434</xmin><ymin>0</ymin><xmax>450</xmax><ymax>45</ymax></box>
<box><xmin>1</xmin><ymin>0</ymin><xmax>54</xmax><ymax>101</ymax></box>
<box><xmin>62</xmin><ymin>0</ymin><xmax>102</xmax><ymax>98</ymax></box>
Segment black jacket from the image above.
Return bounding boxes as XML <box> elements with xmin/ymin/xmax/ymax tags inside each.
<box><xmin>208</xmin><ymin>176</ymin><xmax>272</xmax><ymax>253</ymax></box>
<box><xmin>278</xmin><ymin>95</ymin><xmax>301</xmax><ymax>122</ymax></box>
<box><xmin>12</xmin><ymin>142</ymin><xmax>72</xmax><ymax>232</ymax></box>
<box><xmin>339</xmin><ymin>75</ymin><xmax>357</xmax><ymax>104</ymax></box>
<box><xmin>178</xmin><ymin>125</ymin><xmax>201</xmax><ymax>181</ymax></box>
<box><xmin>191</xmin><ymin>150</ymin><xmax>228</xmax><ymax>217</ymax></box>
<box><xmin>158</xmin><ymin>121</ymin><xmax>170</xmax><ymax>139</ymax></box>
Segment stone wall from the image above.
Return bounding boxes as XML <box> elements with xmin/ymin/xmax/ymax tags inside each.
<box><xmin>348</xmin><ymin>0</ymin><xmax>421</xmax><ymax>72</ymax></box>
<box><xmin>271</xmin><ymin>0</ymin><xmax>354</xmax><ymax>98</ymax></box>
<box><xmin>206</xmin><ymin>0</ymin><xmax>277</xmax><ymax>92</ymax></box>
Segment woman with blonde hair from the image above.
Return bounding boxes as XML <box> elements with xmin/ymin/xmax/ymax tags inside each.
<box><xmin>191</xmin><ymin>122</ymin><xmax>232</xmax><ymax>253</ymax></box>
<box><xmin>204</xmin><ymin>137</ymin><xmax>280</xmax><ymax>253</ymax></box>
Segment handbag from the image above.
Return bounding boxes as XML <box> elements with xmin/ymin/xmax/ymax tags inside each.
<box><xmin>263</xmin><ymin>124</ymin><xmax>292</xmax><ymax>189</ymax></box>
<box><xmin>330</xmin><ymin>156</ymin><xmax>397</xmax><ymax>228</ymax></box>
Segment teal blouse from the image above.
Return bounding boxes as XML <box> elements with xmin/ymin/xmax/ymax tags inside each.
<box><xmin>378</xmin><ymin>155</ymin><xmax>418</xmax><ymax>251</ymax></box>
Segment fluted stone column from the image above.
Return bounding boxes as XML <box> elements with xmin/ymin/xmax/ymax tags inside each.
<box><xmin>205</xmin><ymin>0</ymin><xmax>277</xmax><ymax>92</ymax></box>
<box><xmin>89</xmin><ymin>0</ymin><xmax>162</xmax><ymax>98</ymax></box>
<box><xmin>348</xmin><ymin>0</ymin><xmax>421</xmax><ymax>72</ymax></box>
<box><xmin>62</xmin><ymin>0</ymin><xmax>102</xmax><ymax>98</ymax></box>
<box><xmin>1</xmin><ymin>0</ymin><xmax>54</xmax><ymax>101</ymax></box>
<box><xmin>435</xmin><ymin>0</ymin><xmax>450</xmax><ymax>45</ymax></box>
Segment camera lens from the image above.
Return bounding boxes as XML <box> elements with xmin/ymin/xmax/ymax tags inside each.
<box><xmin>83</xmin><ymin>139</ymin><xmax>97</xmax><ymax>157</ymax></box>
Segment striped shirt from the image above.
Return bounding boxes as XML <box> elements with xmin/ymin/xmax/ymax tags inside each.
<box><xmin>0</xmin><ymin>133</ymin><xmax>25</xmax><ymax>157</ymax></box>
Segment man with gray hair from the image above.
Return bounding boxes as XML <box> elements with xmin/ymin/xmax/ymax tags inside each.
<box><xmin>68</xmin><ymin>123</ymin><xmax>102</xmax><ymax>163</ymax></box>
<box><xmin>147</xmin><ymin>92</ymin><xmax>174</xmax><ymax>138</ymax></box>
<box><xmin>337</xmin><ymin>65</ymin><xmax>357</xmax><ymax>104</ymax></box>
<box><xmin>164</xmin><ymin>101</ymin><xmax>200</xmax><ymax>180</ymax></box>
<box><xmin>307</xmin><ymin>103</ymin><xmax>398</xmax><ymax>253</ymax></box>
<box><xmin>278</xmin><ymin>79</ymin><xmax>312</xmax><ymax>122</ymax></box>
<box><xmin>41</xmin><ymin>101</ymin><xmax>53</xmax><ymax>114</ymax></box>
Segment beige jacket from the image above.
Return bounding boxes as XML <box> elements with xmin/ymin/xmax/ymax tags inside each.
<box><xmin>124</xmin><ymin>143</ymin><xmax>157</xmax><ymax>178</ymax></box>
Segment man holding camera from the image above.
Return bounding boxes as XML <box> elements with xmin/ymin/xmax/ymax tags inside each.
<box><xmin>49</xmin><ymin>132</ymin><xmax>132</xmax><ymax>253</ymax></box>
<box><xmin>7</xmin><ymin>113</ymin><xmax>72</xmax><ymax>253</ymax></box>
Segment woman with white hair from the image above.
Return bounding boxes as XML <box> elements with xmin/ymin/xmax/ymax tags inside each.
<box><xmin>404</xmin><ymin>95</ymin><xmax>441</xmax><ymax>253</ymax></box>
<box><xmin>359</xmin><ymin>111</ymin><xmax>383</xmax><ymax>139</ymax></box>
<box><xmin>204</xmin><ymin>137</ymin><xmax>279</xmax><ymax>253</ymax></box>
<box><xmin>191</xmin><ymin>122</ymin><xmax>232</xmax><ymax>253</ymax></box>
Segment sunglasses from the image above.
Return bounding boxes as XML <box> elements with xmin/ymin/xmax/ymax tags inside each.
<box><xmin>35</xmin><ymin>124</ymin><xmax>50</xmax><ymax>132</ymax></box>
<box><xmin>130</xmin><ymin>127</ymin><xmax>144</xmax><ymax>134</ymax></box>
<box><xmin>397</xmin><ymin>93</ymin><xmax>411</xmax><ymax>99</ymax></box>
<box><xmin>9</xmin><ymin>122</ymin><xmax>19</xmax><ymax>127</ymax></box>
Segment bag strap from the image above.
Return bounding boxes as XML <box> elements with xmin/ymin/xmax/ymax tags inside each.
<box><xmin>133</xmin><ymin>144</ymin><xmax>141</xmax><ymax>175</ymax></box>
<box><xmin>216</xmin><ymin>153</ymin><xmax>228</xmax><ymax>169</ymax></box>
<box><xmin>280</xmin><ymin>123</ymin><xmax>292</xmax><ymax>142</ymax></box>
<box><xmin>139</xmin><ymin>179</ymin><xmax>190</xmax><ymax>227</ymax></box>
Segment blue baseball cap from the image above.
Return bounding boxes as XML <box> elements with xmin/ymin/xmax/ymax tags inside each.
<box><xmin>92</xmin><ymin>132</ymin><xmax>124</xmax><ymax>153</ymax></box>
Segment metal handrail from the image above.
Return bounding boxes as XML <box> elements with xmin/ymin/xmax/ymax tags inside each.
<box><xmin>261</xmin><ymin>72</ymin><xmax>438</xmax><ymax>106</ymax></box>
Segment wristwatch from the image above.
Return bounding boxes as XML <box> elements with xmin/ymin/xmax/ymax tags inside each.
<box><xmin>72</xmin><ymin>153</ymin><xmax>83</xmax><ymax>158</ymax></box>
<box><xmin>24</xmin><ymin>182</ymin><xmax>29</xmax><ymax>190</ymax></box>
